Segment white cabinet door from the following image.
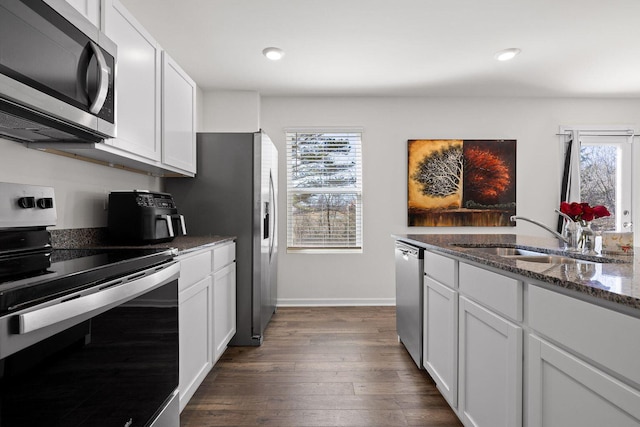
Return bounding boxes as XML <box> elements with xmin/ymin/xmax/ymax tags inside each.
<box><xmin>459</xmin><ymin>296</ymin><xmax>522</xmax><ymax>427</ymax></box>
<box><xmin>65</xmin><ymin>0</ymin><xmax>100</xmax><ymax>26</ymax></box>
<box><xmin>178</xmin><ymin>275</ymin><xmax>212</xmax><ymax>412</ymax></box>
<box><xmin>103</xmin><ymin>0</ymin><xmax>161</xmax><ymax>161</ymax></box>
<box><xmin>423</xmin><ymin>276</ymin><xmax>458</xmax><ymax>408</ymax></box>
<box><xmin>528</xmin><ymin>335</ymin><xmax>640</xmax><ymax>427</ymax></box>
<box><xmin>213</xmin><ymin>262</ymin><xmax>236</xmax><ymax>361</ymax></box>
<box><xmin>162</xmin><ymin>52</ymin><xmax>196</xmax><ymax>174</ymax></box>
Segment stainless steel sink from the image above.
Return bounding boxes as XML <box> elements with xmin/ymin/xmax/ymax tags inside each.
<box><xmin>469</xmin><ymin>246</ymin><xmax>596</xmax><ymax>264</ymax></box>
<box><xmin>509</xmin><ymin>254</ymin><xmax>595</xmax><ymax>264</ymax></box>
<box><xmin>472</xmin><ymin>247</ymin><xmax>545</xmax><ymax>256</ymax></box>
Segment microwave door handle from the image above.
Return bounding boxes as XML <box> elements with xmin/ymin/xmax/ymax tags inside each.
<box><xmin>88</xmin><ymin>41</ymin><xmax>109</xmax><ymax>114</ymax></box>
<box><xmin>157</xmin><ymin>214</ymin><xmax>175</xmax><ymax>237</ymax></box>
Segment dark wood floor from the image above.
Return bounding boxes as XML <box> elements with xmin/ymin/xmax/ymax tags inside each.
<box><xmin>180</xmin><ymin>306</ymin><xmax>463</xmax><ymax>426</ymax></box>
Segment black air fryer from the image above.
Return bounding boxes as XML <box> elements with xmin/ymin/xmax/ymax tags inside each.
<box><xmin>108</xmin><ymin>190</ymin><xmax>186</xmax><ymax>244</ymax></box>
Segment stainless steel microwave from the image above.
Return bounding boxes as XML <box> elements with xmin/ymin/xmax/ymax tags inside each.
<box><xmin>0</xmin><ymin>0</ymin><xmax>116</xmax><ymax>143</ymax></box>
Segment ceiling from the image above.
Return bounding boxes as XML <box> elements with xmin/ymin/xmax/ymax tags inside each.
<box><xmin>119</xmin><ymin>0</ymin><xmax>640</xmax><ymax>98</ymax></box>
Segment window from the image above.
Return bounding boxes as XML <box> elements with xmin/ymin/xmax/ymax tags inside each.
<box><xmin>561</xmin><ymin>126</ymin><xmax>633</xmax><ymax>233</ymax></box>
<box><xmin>286</xmin><ymin>130</ymin><xmax>363</xmax><ymax>252</ymax></box>
<box><xmin>579</xmin><ymin>136</ymin><xmax>631</xmax><ymax>232</ymax></box>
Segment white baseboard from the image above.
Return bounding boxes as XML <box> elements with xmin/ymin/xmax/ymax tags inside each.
<box><xmin>277</xmin><ymin>298</ymin><xmax>395</xmax><ymax>307</ymax></box>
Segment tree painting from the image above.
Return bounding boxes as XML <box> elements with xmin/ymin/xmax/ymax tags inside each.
<box><xmin>408</xmin><ymin>139</ymin><xmax>516</xmax><ymax>227</ymax></box>
<box><xmin>412</xmin><ymin>144</ymin><xmax>463</xmax><ymax>199</ymax></box>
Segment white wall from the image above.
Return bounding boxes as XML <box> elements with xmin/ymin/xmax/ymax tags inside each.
<box><xmin>201</xmin><ymin>90</ymin><xmax>260</xmax><ymax>132</ymax></box>
<box><xmin>0</xmin><ymin>138</ymin><xmax>160</xmax><ymax>229</ymax></box>
<box><xmin>261</xmin><ymin>96</ymin><xmax>640</xmax><ymax>306</ymax></box>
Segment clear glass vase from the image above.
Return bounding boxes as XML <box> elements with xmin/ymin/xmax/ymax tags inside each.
<box><xmin>578</xmin><ymin>221</ymin><xmax>595</xmax><ymax>254</ymax></box>
<box><xmin>563</xmin><ymin>220</ymin><xmax>580</xmax><ymax>251</ymax></box>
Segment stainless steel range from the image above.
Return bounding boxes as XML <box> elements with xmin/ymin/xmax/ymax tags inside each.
<box><xmin>0</xmin><ymin>182</ymin><xmax>180</xmax><ymax>427</ymax></box>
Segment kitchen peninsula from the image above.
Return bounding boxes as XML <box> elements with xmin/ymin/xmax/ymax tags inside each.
<box><xmin>394</xmin><ymin>233</ymin><xmax>640</xmax><ymax>427</ymax></box>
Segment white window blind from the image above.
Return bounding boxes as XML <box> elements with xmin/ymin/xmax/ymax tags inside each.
<box><xmin>286</xmin><ymin>130</ymin><xmax>363</xmax><ymax>251</ymax></box>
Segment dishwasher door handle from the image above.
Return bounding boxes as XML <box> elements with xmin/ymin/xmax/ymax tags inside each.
<box><xmin>396</xmin><ymin>245</ymin><xmax>419</xmax><ymax>259</ymax></box>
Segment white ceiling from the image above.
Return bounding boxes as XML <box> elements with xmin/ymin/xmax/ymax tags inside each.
<box><xmin>119</xmin><ymin>0</ymin><xmax>640</xmax><ymax>97</ymax></box>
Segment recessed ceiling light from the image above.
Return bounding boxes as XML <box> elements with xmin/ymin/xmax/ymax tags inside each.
<box><xmin>494</xmin><ymin>48</ymin><xmax>521</xmax><ymax>61</ymax></box>
<box><xmin>262</xmin><ymin>47</ymin><xmax>285</xmax><ymax>61</ymax></box>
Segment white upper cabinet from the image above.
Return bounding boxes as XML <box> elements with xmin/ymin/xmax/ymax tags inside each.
<box><xmin>162</xmin><ymin>52</ymin><xmax>196</xmax><ymax>174</ymax></box>
<box><xmin>102</xmin><ymin>0</ymin><xmax>161</xmax><ymax>162</ymax></box>
<box><xmin>65</xmin><ymin>0</ymin><xmax>100</xmax><ymax>27</ymax></box>
<box><xmin>35</xmin><ymin>0</ymin><xmax>197</xmax><ymax>176</ymax></box>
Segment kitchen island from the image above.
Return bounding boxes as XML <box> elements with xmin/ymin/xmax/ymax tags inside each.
<box><xmin>395</xmin><ymin>233</ymin><xmax>638</xmax><ymax>314</ymax></box>
<box><xmin>393</xmin><ymin>233</ymin><xmax>640</xmax><ymax>427</ymax></box>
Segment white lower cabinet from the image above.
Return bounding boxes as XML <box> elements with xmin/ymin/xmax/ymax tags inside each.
<box><xmin>177</xmin><ymin>242</ymin><xmax>236</xmax><ymax>412</ymax></box>
<box><xmin>178</xmin><ymin>275</ymin><xmax>212</xmax><ymax>412</ymax></box>
<box><xmin>212</xmin><ymin>244</ymin><xmax>236</xmax><ymax>361</ymax></box>
<box><xmin>423</xmin><ymin>276</ymin><xmax>458</xmax><ymax>407</ymax></box>
<box><xmin>528</xmin><ymin>335</ymin><xmax>640</xmax><ymax>427</ymax></box>
<box><xmin>458</xmin><ymin>296</ymin><xmax>522</xmax><ymax>427</ymax></box>
<box><xmin>416</xmin><ymin>247</ymin><xmax>640</xmax><ymax>427</ymax></box>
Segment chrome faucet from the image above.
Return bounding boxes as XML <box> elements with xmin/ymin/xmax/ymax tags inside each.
<box><xmin>510</xmin><ymin>215</ymin><xmax>571</xmax><ymax>245</ymax></box>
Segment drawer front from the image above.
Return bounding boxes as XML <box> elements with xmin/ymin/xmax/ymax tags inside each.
<box><xmin>425</xmin><ymin>251</ymin><xmax>456</xmax><ymax>288</ymax></box>
<box><xmin>459</xmin><ymin>262</ymin><xmax>522</xmax><ymax>321</ymax></box>
<box><xmin>178</xmin><ymin>250</ymin><xmax>212</xmax><ymax>291</ymax></box>
<box><xmin>529</xmin><ymin>285</ymin><xmax>640</xmax><ymax>386</ymax></box>
<box><xmin>213</xmin><ymin>242</ymin><xmax>236</xmax><ymax>272</ymax></box>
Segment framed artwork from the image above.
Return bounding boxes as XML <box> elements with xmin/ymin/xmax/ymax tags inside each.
<box><xmin>408</xmin><ymin>139</ymin><xmax>516</xmax><ymax>227</ymax></box>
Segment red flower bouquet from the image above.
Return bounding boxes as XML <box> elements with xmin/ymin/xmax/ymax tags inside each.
<box><xmin>559</xmin><ymin>202</ymin><xmax>611</xmax><ymax>222</ymax></box>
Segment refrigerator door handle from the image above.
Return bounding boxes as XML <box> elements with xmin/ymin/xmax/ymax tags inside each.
<box><xmin>268</xmin><ymin>171</ymin><xmax>276</xmax><ymax>260</ymax></box>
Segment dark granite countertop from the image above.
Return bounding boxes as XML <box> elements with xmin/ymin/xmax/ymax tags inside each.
<box><xmin>51</xmin><ymin>228</ymin><xmax>234</xmax><ymax>255</ymax></box>
<box><xmin>393</xmin><ymin>234</ymin><xmax>640</xmax><ymax>313</ymax></box>
<box><xmin>96</xmin><ymin>235</ymin><xmax>236</xmax><ymax>256</ymax></box>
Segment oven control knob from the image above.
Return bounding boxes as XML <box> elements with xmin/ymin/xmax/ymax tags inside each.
<box><xmin>37</xmin><ymin>197</ymin><xmax>54</xmax><ymax>209</ymax></box>
<box><xmin>18</xmin><ymin>196</ymin><xmax>35</xmax><ymax>208</ymax></box>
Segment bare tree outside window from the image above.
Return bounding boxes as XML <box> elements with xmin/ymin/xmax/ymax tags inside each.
<box><xmin>287</xmin><ymin>132</ymin><xmax>363</xmax><ymax>250</ymax></box>
<box><xmin>580</xmin><ymin>145</ymin><xmax>617</xmax><ymax>231</ymax></box>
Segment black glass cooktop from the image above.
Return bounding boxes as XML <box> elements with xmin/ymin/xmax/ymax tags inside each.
<box><xmin>0</xmin><ymin>248</ymin><xmax>175</xmax><ymax>315</ymax></box>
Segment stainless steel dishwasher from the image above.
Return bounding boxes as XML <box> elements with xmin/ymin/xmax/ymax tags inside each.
<box><xmin>395</xmin><ymin>241</ymin><xmax>424</xmax><ymax>368</ymax></box>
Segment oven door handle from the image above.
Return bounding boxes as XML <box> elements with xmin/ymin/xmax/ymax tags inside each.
<box><xmin>18</xmin><ymin>262</ymin><xmax>179</xmax><ymax>335</ymax></box>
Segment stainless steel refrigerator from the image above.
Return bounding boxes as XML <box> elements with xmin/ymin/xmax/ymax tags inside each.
<box><xmin>165</xmin><ymin>131</ymin><xmax>278</xmax><ymax>346</ymax></box>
